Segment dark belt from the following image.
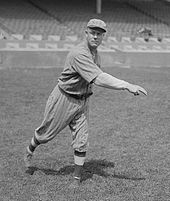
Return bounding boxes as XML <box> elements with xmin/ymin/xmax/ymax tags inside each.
<box><xmin>68</xmin><ymin>93</ymin><xmax>93</xmax><ymax>100</ymax></box>
<box><xmin>58</xmin><ymin>86</ymin><xmax>92</xmax><ymax>100</ymax></box>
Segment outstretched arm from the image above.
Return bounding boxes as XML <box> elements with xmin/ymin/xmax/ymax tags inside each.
<box><xmin>93</xmin><ymin>72</ymin><xmax>147</xmax><ymax>96</ymax></box>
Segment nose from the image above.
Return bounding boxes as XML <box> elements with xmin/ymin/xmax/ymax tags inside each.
<box><xmin>94</xmin><ymin>34</ymin><xmax>98</xmax><ymax>39</ymax></box>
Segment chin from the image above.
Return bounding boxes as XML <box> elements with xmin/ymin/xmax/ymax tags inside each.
<box><xmin>90</xmin><ymin>43</ymin><xmax>99</xmax><ymax>48</ymax></box>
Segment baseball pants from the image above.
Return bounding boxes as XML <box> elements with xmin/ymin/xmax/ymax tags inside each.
<box><xmin>34</xmin><ymin>85</ymin><xmax>89</xmax><ymax>152</ymax></box>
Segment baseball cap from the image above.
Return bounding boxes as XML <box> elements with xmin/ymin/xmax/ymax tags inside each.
<box><xmin>87</xmin><ymin>19</ymin><xmax>107</xmax><ymax>33</ymax></box>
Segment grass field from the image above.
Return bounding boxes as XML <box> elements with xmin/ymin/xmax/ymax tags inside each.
<box><xmin>0</xmin><ymin>66</ymin><xmax>170</xmax><ymax>201</ymax></box>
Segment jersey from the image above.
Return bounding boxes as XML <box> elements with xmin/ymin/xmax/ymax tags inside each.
<box><xmin>34</xmin><ymin>41</ymin><xmax>103</xmax><ymax>151</ymax></box>
<box><xmin>58</xmin><ymin>41</ymin><xmax>103</xmax><ymax>97</ymax></box>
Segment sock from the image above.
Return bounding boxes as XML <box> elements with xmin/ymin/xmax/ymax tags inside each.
<box><xmin>28</xmin><ymin>136</ymin><xmax>40</xmax><ymax>153</ymax></box>
<box><xmin>74</xmin><ymin>164</ymin><xmax>83</xmax><ymax>180</ymax></box>
<box><xmin>74</xmin><ymin>150</ymin><xmax>86</xmax><ymax>179</ymax></box>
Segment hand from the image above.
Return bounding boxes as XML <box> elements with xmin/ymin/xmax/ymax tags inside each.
<box><xmin>127</xmin><ymin>84</ymin><xmax>147</xmax><ymax>96</ymax></box>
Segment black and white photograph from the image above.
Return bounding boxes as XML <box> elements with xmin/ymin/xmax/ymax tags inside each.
<box><xmin>0</xmin><ymin>0</ymin><xmax>170</xmax><ymax>200</ymax></box>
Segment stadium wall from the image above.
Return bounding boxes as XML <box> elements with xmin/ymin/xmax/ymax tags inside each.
<box><xmin>1</xmin><ymin>49</ymin><xmax>170</xmax><ymax>68</ymax></box>
<box><xmin>1</xmin><ymin>36</ymin><xmax>170</xmax><ymax>68</ymax></box>
<box><xmin>0</xmin><ymin>50</ymin><xmax>120</xmax><ymax>68</ymax></box>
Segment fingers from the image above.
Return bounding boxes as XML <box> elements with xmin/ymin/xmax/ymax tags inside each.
<box><xmin>128</xmin><ymin>84</ymin><xmax>147</xmax><ymax>96</ymax></box>
<box><xmin>133</xmin><ymin>86</ymin><xmax>147</xmax><ymax>96</ymax></box>
<box><xmin>139</xmin><ymin>87</ymin><xmax>147</xmax><ymax>96</ymax></box>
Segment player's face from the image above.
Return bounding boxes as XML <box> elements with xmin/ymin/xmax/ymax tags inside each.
<box><xmin>85</xmin><ymin>28</ymin><xmax>105</xmax><ymax>48</ymax></box>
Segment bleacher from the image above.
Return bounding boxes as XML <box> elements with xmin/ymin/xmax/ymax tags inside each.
<box><xmin>1</xmin><ymin>0</ymin><xmax>170</xmax><ymax>40</ymax></box>
<box><xmin>0</xmin><ymin>0</ymin><xmax>67</xmax><ymax>39</ymax></box>
<box><xmin>27</xmin><ymin>0</ymin><xmax>170</xmax><ymax>38</ymax></box>
<box><xmin>1</xmin><ymin>0</ymin><xmax>170</xmax><ymax>68</ymax></box>
<box><xmin>127</xmin><ymin>0</ymin><xmax>170</xmax><ymax>37</ymax></box>
<box><xmin>1</xmin><ymin>0</ymin><xmax>170</xmax><ymax>53</ymax></box>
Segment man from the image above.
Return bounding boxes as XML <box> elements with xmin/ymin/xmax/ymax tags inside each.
<box><xmin>24</xmin><ymin>19</ymin><xmax>147</xmax><ymax>188</ymax></box>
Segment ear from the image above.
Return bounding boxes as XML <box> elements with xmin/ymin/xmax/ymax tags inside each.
<box><xmin>85</xmin><ymin>29</ymin><xmax>88</xmax><ymax>37</ymax></box>
<box><xmin>85</xmin><ymin>29</ymin><xmax>88</xmax><ymax>34</ymax></box>
<box><xmin>102</xmin><ymin>33</ymin><xmax>106</xmax><ymax>39</ymax></box>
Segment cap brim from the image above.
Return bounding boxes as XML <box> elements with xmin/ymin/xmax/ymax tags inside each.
<box><xmin>88</xmin><ymin>26</ymin><xmax>106</xmax><ymax>33</ymax></box>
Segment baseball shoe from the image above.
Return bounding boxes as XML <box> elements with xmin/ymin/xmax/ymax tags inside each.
<box><xmin>24</xmin><ymin>147</ymin><xmax>33</xmax><ymax>168</ymax></box>
<box><xmin>68</xmin><ymin>177</ymin><xmax>81</xmax><ymax>190</ymax></box>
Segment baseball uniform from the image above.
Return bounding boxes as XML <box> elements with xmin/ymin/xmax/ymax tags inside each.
<box><xmin>34</xmin><ymin>41</ymin><xmax>103</xmax><ymax>152</ymax></box>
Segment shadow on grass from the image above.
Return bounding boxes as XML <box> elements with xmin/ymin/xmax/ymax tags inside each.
<box><xmin>25</xmin><ymin>159</ymin><xmax>146</xmax><ymax>181</ymax></box>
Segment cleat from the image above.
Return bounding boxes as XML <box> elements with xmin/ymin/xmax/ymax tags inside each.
<box><xmin>68</xmin><ymin>177</ymin><xmax>81</xmax><ymax>190</ymax></box>
<box><xmin>24</xmin><ymin>147</ymin><xmax>33</xmax><ymax>168</ymax></box>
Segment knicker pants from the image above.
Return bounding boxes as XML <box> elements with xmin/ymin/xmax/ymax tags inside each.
<box><xmin>34</xmin><ymin>85</ymin><xmax>89</xmax><ymax>152</ymax></box>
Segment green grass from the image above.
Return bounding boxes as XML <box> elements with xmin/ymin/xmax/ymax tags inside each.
<box><xmin>0</xmin><ymin>67</ymin><xmax>170</xmax><ymax>201</ymax></box>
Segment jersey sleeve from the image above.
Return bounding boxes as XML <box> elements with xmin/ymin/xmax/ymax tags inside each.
<box><xmin>73</xmin><ymin>53</ymin><xmax>103</xmax><ymax>83</ymax></box>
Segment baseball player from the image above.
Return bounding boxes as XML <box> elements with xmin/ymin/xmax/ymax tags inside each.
<box><xmin>24</xmin><ymin>19</ymin><xmax>147</xmax><ymax>188</ymax></box>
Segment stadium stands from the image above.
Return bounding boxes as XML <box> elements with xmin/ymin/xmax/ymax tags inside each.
<box><xmin>1</xmin><ymin>0</ymin><xmax>170</xmax><ymax>69</ymax></box>
<box><xmin>0</xmin><ymin>0</ymin><xmax>170</xmax><ymax>40</ymax></box>
<box><xmin>26</xmin><ymin>0</ymin><xmax>170</xmax><ymax>39</ymax></box>
<box><xmin>0</xmin><ymin>0</ymin><xmax>67</xmax><ymax>39</ymax></box>
<box><xmin>0</xmin><ymin>0</ymin><xmax>170</xmax><ymax>50</ymax></box>
<box><xmin>127</xmin><ymin>0</ymin><xmax>170</xmax><ymax>37</ymax></box>
<box><xmin>29</xmin><ymin>0</ymin><xmax>166</xmax><ymax>38</ymax></box>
